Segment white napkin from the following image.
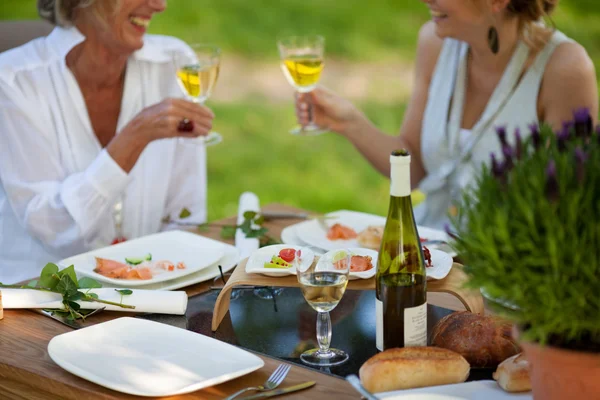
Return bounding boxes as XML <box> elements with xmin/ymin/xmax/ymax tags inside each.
<box><xmin>235</xmin><ymin>192</ymin><xmax>260</xmax><ymax>261</ymax></box>
<box><xmin>2</xmin><ymin>288</ymin><xmax>188</xmax><ymax>315</ymax></box>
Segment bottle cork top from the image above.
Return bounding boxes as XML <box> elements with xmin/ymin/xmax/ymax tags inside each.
<box><xmin>390</xmin><ymin>149</ymin><xmax>411</xmax><ymax>165</ymax></box>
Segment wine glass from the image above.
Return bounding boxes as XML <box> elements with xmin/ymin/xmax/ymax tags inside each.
<box><xmin>173</xmin><ymin>43</ymin><xmax>222</xmax><ymax>146</ymax></box>
<box><xmin>295</xmin><ymin>248</ymin><xmax>350</xmax><ymax>366</ymax></box>
<box><xmin>277</xmin><ymin>35</ymin><xmax>327</xmax><ymax>136</ymax></box>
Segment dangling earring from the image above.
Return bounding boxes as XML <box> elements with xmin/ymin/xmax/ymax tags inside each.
<box><xmin>488</xmin><ymin>26</ymin><xmax>500</xmax><ymax>54</ymax></box>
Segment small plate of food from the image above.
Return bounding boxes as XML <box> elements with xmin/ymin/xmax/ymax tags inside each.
<box><xmin>60</xmin><ymin>230</ymin><xmax>225</xmax><ymax>286</ymax></box>
<box><xmin>246</xmin><ymin>245</ymin><xmax>315</xmax><ymax>277</ymax></box>
<box><xmin>322</xmin><ymin>247</ymin><xmax>378</xmax><ymax>280</ymax></box>
<box><xmin>425</xmin><ymin>248</ymin><xmax>454</xmax><ymax>280</ymax></box>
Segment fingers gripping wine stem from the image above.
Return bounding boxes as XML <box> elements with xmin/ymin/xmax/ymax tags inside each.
<box><xmin>316</xmin><ymin>311</ymin><xmax>332</xmax><ymax>354</ymax></box>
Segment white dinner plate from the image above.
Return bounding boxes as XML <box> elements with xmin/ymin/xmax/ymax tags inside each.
<box><xmin>317</xmin><ymin>248</ymin><xmax>378</xmax><ymax>280</ymax></box>
<box><xmin>291</xmin><ymin>210</ymin><xmax>457</xmax><ymax>257</ymax></box>
<box><xmin>107</xmin><ymin>243</ymin><xmax>239</xmax><ymax>291</ymax></box>
<box><xmin>60</xmin><ymin>230</ymin><xmax>225</xmax><ymax>287</ymax></box>
<box><xmin>48</xmin><ymin>317</ymin><xmax>264</xmax><ymax>397</ymax></box>
<box><xmin>246</xmin><ymin>245</ymin><xmax>315</xmax><ymax>277</ymax></box>
<box><xmin>377</xmin><ymin>381</ymin><xmax>532</xmax><ymax>400</ymax></box>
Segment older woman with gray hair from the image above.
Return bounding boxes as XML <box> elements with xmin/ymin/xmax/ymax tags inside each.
<box><xmin>0</xmin><ymin>0</ymin><xmax>214</xmax><ymax>283</ymax></box>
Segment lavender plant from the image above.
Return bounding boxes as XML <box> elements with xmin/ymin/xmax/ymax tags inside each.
<box><xmin>452</xmin><ymin>108</ymin><xmax>600</xmax><ymax>351</ymax></box>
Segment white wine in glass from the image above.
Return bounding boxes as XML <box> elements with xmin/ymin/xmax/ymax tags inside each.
<box><xmin>173</xmin><ymin>44</ymin><xmax>222</xmax><ymax>146</ymax></box>
<box><xmin>278</xmin><ymin>35</ymin><xmax>327</xmax><ymax>136</ymax></box>
<box><xmin>296</xmin><ymin>248</ymin><xmax>350</xmax><ymax>367</ymax></box>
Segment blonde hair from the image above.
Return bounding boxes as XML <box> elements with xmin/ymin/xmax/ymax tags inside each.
<box><xmin>507</xmin><ymin>0</ymin><xmax>559</xmax><ymax>49</ymax></box>
<box><xmin>37</xmin><ymin>0</ymin><xmax>119</xmax><ymax>27</ymax></box>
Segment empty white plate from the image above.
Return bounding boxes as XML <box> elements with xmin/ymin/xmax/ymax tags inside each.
<box><xmin>246</xmin><ymin>245</ymin><xmax>315</xmax><ymax>277</ymax></box>
<box><xmin>377</xmin><ymin>381</ymin><xmax>532</xmax><ymax>400</ymax></box>
<box><xmin>48</xmin><ymin>317</ymin><xmax>264</xmax><ymax>397</ymax></box>
<box><xmin>61</xmin><ymin>230</ymin><xmax>225</xmax><ymax>286</ymax></box>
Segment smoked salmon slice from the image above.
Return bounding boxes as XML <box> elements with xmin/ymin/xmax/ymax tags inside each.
<box><xmin>94</xmin><ymin>257</ymin><xmax>153</xmax><ymax>280</ymax></box>
<box><xmin>327</xmin><ymin>224</ymin><xmax>358</xmax><ymax>240</ymax></box>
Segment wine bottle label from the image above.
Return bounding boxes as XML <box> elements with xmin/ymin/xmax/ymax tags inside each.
<box><xmin>376</xmin><ymin>298</ymin><xmax>383</xmax><ymax>351</ymax></box>
<box><xmin>404</xmin><ymin>302</ymin><xmax>427</xmax><ymax>346</ymax></box>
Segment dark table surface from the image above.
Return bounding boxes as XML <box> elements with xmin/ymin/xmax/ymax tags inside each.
<box><xmin>141</xmin><ymin>286</ymin><xmax>494</xmax><ymax>381</ymax></box>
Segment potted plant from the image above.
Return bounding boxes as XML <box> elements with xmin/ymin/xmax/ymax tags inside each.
<box><xmin>450</xmin><ymin>108</ymin><xmax>600</xmax><ymax>400</ymax></box>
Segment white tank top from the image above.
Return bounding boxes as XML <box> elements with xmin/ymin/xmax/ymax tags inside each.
<box><xmin>414</xmin><ymin>30</ymin><xmax>571</xmax><ymax>229</ymax></box>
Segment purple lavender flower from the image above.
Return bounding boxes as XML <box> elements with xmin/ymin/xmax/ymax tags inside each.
<box><xmin>545</xmin><ymin>160</ymin><xmax>559</xmax><ymax>202</ymax></box>
<box><xmin>496</xmin><ymin>126</ymin><xmax>508</xmax><ymax>147</ymax></box>
<box><xmin>491</xmin><ymin>153</ymin><xmax>502</xmax><ymax>178</ymax></box>
<box><xmin>573</xmin><ymin>108</ymin><xmax>593</xmax><ymax>138</ymax></box>
<box><xmin>515</xmin><ymin>128</ymin><xmax>523</xmax><ymax>160</ymax></box>
<box><xmin>557</xmin><ymin>123</ymin><xmax>571</xmax><ymax>152</ymax></box>
<box><xmin>502</xmin><ymin>145</ymin><xmax>514</xmax><ymax>170</ymax></box>
<box><xmin>575</xmin><ymin>147</ymin><xmax>588</xmax><ymax>183</ymax></box>
<box><xmin>529</xmin><ymin>123</ymin><xmax>541</xmax><ymax>149</ymax></box>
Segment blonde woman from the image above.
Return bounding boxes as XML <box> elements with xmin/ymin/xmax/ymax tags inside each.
<box><xmin>0</xmin><ymin>0</ymin><xmax>214</xmax><ymax>283</ymax></box>
<box><xmin>296</xmin><ymin>0</ymin><xmax>598</xmax><ymax>229</ymax></box>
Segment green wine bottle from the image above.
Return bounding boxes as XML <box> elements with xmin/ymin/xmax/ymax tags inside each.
<box><xmin>376</xmin><ymin>150</ymin><xmax>427</xmax><ymax>351</ymax></box>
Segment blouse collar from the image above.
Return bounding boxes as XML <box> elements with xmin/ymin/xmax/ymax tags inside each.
<box><xmin>47</xmin><ymin>25</ymin><xmax>171</xmax><ymax>64</ymax></box>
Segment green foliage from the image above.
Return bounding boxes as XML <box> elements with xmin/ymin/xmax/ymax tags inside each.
<box><xmin>0</xmin><ymin>263</ymin><xmax>135</xmax><ymax>320</ymax></box>
<box><xmin>220</xmin><ymin>211</ymin><xmax>280</xmax><ymax>246</ymax></box>
<box><xmin>452</xmin><ymin>114</ymin><xmax>600</xmax><ymax>348</ymax></box>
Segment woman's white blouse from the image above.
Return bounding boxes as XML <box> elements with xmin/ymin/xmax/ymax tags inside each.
<box><xmin>0</xmin><ymin>27</ymin><xmax>207</xmax><ymax>284</ymax></box>
<box><xmin>414</xmin><ymin>30</ymin><xmax>570</xmax><ymax>230</ymax></box>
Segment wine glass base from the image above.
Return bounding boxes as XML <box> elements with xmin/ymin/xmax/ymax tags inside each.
<box><xmin>178</xmin><ymin>131</ymin><xmax>222</xmax><ymax>146</ymax></box>
<box><xmin>300</xmin><ymin>348</ymin><xmax>348</xmax><ymax>367</ymax></box>
<box><xmin>289</xmin><ymin>125</ymin><xmax>328</xmax><ymax>136</ymax></box>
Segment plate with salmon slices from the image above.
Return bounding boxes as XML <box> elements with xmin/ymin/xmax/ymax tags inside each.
<box><xmin>59</xmin><ymin>230</ymin><xmax>225</xmax><ymax>286</ymax></box>
<box><xmin>322</xmin><ymin>247</ymin><xmax>378</xmax><ymax>280</ymax></box>
<box><xmin>292</xmin><ymin>210</ymin><xmax>456</xmax><ymax>256</ymax></box>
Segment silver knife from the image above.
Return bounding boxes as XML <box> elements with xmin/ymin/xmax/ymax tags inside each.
<box><xmin>32</xmin><ymin>307</ymin><xmax>105</xmax><ymax>330</ymax></box>
<box><xmin>237</xmin><ymin>381</ymin><xmax>316</xmax><ymax>400</ymax></box>
<box><xmin>33</xmin><ymin>309</ymin><xmax>83</xmax><ymax>329</ymax></box>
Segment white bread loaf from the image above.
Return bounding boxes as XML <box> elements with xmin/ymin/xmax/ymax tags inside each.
<box><xmin>493</xmin><ymin>353</ymin><xmax>532</xmax><ymax>393</ymax></box>
<box><xmin>359</xmin><ymin>346</ymin><xmax>470</xmax><ymax>393</ymax></box>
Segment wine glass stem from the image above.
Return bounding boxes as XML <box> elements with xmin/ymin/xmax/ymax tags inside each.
<box><xmin>306</xmin><ymin>91</ymin><xmax>317</xmax><ymax>127</ymax></box>
<box><xmin>316</xmin><ymin>311</ymin><xmax>332</xmax><ymax>353</ymax></box>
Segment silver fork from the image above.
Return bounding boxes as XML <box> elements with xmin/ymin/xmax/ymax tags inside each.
<box><xmin>223</xmin><ymin>364</ymin><xmax>291</xmax><ymax>400</ymax></box>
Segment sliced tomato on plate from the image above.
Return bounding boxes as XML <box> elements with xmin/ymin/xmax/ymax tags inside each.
<box><xmin>278</xmin><ymin>248</ymin><xmax>296</xmax><ymax>263</ymax></box>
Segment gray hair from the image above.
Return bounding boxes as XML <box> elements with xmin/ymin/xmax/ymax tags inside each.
<box><xmin>37</xmin><ymin>0</ymin><xmax>100</xmax><ymax>27</ymax></box>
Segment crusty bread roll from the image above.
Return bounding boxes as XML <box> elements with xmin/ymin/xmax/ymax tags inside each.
<box><xmin>359</xmin><ymin>347</ymin><xmax>470</xmax><ymax>393</ymax></box>
<box><xmin>493</xmin><ymin>353</ymin><xmax>531</xmax><ymax>393</ymax></box>
<box><xmin>356</xmin><ymin>226</ymin><xmax>383</xmax><ymax>250</ymax></box>
<box><xmin>431</xmin><ymin>311</ymin><xmax>521</xmax><ymax>368</ymax></box>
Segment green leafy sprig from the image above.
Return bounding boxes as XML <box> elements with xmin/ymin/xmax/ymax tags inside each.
<box><xmin>451</xmin><ymin>108</ymin><xmax>600</xmax><ymax>350</ymax></box>
<box><xmin>220</xmin><ymin>211</ymin><xmax>280</xmax><ymax>247</ymax></box>
<box><xmin>0</xmin><ymin>263</ymin><xmax>135</xmax><ymax>321</ymax></box>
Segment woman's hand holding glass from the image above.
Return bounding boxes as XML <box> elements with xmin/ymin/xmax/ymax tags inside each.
<box><xmin>173</xmin><ymin>43</ymin><xmax>222</xmax><ymax>146</ymax></box>
<box><xmin>295</xmin><ymin>248</ymin><xmax>350</xmax><ymax>367</ymax></box>
<box><xmin>294</xmin><ymin>87</ymin><xmax>365</xmax><ymax>137</ymax></box>
<box><xmin>278</xmin><ymin>35</ymin><xmax>328</xmax><ymax>136</ymax></box>
<box><xmin>107</xmin><ymin>98</ymin><xmax>214</xmax><ymax>172</ymax></box>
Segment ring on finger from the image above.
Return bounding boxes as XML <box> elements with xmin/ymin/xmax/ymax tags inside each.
<box><xmin>177</xmin><ymin>118</ymin><xmax>194</xmax><ymax>132</ymax></box>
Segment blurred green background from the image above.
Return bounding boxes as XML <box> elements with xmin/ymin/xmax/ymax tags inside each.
<box><xmin>2</xmin><ymin>0</ymin><xmax>599</xmax><ymax>221</ymax></box>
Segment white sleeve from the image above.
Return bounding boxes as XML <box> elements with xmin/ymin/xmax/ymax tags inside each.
<box><xmin>0</xmin><ymin>82</ymin><xmax>130</xmax><ymax>254</ymax></box>
<box><xmin>162</xmin><ymin>140</ymin><xmax>208</xmax><ymax>227</ymax></box>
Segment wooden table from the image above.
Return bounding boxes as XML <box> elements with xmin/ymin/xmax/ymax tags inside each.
<box><xmin>0</xmin><ymin>204</ymin><xmax>468</xmax><ymax>399</ymax></box>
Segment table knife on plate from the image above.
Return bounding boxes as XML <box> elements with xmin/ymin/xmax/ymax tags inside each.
<box><xmin>237</xmin><ymin>381</ymin><xmax>315</xmax><ymax>399</ymax></box>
